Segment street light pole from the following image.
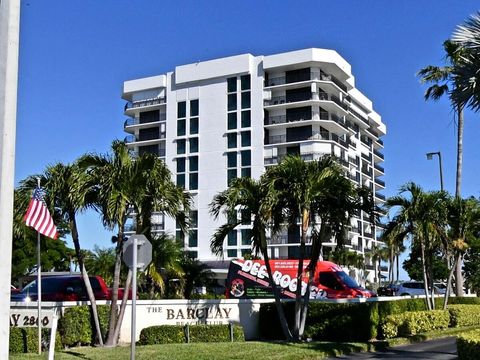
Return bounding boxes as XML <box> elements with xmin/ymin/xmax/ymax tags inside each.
<box><xmin>426</xmin><ymin>151</ymin><xmax>444</xmax><ymax>191</ymax></box>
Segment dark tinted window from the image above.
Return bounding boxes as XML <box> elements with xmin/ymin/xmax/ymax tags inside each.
<box><xmin>228</xmin><ymin>112</ymin><xmax>237</xmax><ymax>130</ymax></box>
<box><xmin>241</xmin><ymin>92</ymin><xmax>251</xmax><ymax>109</ymax></box>
<box><xmin>189</xmin><ymin>156</ymin><xmax>198</xmax><ymax>172</ymax></box>
<box><xmin>335</xmin><ymin>271</ymin><xmax>359</xmax><ymax>288</ymax></box>
<box><xmin>227</xmin><ymin>77</ymin><xmax>237</xmax><ymax>93</ymax></box>
<box><xmin>177</xmin><ymin>102</ymin><xmax>186</xmax><ymax>118</ymax></box>
<box><xmin>319</xmin><ymin>272</ymin><xmax>344</xmax><ymax>290</ymax></box>
<box><xmin>190</xmin><ymin>99</ymin><xmax>199</xmax><ymax>116</ymax></box>
<box><xmin>176</xmin><ymin>158</ymin><xmax>186</xmax><ymax>173</ymax></box>
<box><xmin>241</xmin><ymin>111</ymin><xmax>251</xmax><ymax>127</ymax></box>
<box><xmin>241</xmin><ymin>75</ymin><xmax>251</xmax><ymax>90</ymax></box>
<box><xmin>228</xmin><ymin>94</ymin><xmax>237</xmax><ymax>111</ymax></box>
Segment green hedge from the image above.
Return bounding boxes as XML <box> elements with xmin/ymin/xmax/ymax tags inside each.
<box><xmin>449</xmin><ymin>305</ymin><xmax>480</xmax><ymax>327</ymax></box>
<box><xmin>259</xmin><ymin>297</ymin><xmax>478</xmax><ymax>341</ymax></box>
<box><xmin>380</xmin><ymin>310</ymin><xmax>450</xmax><ymax>338</ymax></box>
<box><xmin>9</xmin><ymin>328</ymin><xmax>62</xmax><ymax>353</ymax></box>
<box><xmin>457</xmin><ymin>329</ymin><xmax>480</xmax><ymax>360</ymax></box>
<box><xmin>139</xmin><ymin>324</ymin><xmax>244</xmax><ymax>345</ymax></box>
<box><xmin>58</xmin><ymin>305</ymin><xmax>110</xmax><ymax>347</ymax></box>
<box><xmin>139</xmin><ymin>325</ymin><xmax>185</xmax><ymax>345</ymax></box>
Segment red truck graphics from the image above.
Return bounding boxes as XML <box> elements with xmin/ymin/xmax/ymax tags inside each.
<box><xmin>226</xmin><ymin>259</ymin><xmax>375</xmax><ymax>299</ymax></box>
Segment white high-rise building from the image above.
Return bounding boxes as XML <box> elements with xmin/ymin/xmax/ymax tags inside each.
<box><xmin>122</xmin><ymin>48</ymin><xmax>386</xmax><ymax>281</ymax></box>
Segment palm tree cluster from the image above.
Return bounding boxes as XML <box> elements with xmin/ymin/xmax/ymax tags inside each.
<box><xmin>383</xmin><ymin>183</ymin><xmax>480</xmax><ymax>310</ymax></box>
<box><xmin>210</xmin><ymin>155</ymin><xmax>377</xmax><ymax>341</ymax></box>
<box><xmin>15</xmin><ymin>140</ymin><xmax>191</xmax><ymax>347</ymax></box>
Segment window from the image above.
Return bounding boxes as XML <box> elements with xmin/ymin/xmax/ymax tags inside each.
<box><xmin>190</xmin><ymin>99</ymin><xmax>199</xmax><ymax>117</ymax></box>
<box><xmin>190</xmin><ymin>117</ymin><xmax>199</xmax><ymax>134</ymax></box>
<box><xmin>189</xmin><ymin>173</ymin><xmax>198</xmax><ymax>190</ymax></box>
<box><xmin>177</xmin><ymin>101</ymin><xmax>186</xmax><ymax>118</ymax></box>
<box><xmin>241</xmin><ymin>131</ymin><xmax>251</xmax><ymax>147</ymax></box>
<box><xmin>241</xmin><ymin>229</ymin><xmax>251</xmax><ymax>245</ymax></box>
<box><xmin>228</xmin><ymin>230</ymin><xmax>237</xmax><ymax>246</ymax></box>
<box><xmin>241</xmin><ymin>150</ymin><xmax>251</xmax><ymax>166</ymax></box>
<box><xmin>228</xmin><ymin>94</ymin><xmax>237</xmax><ymax>111</ymax></box>
<box><xmin>241</xmin><ymin>167</ymin><xmax>251</xmax><ymax>178</ymax></box>
<box><xmin>227</xmin><ymin>169</ymin><xmax>237</xmax><ymax>184</ymax></box>
<box><xmin>177</xmin><ymin>139</ymin><xmax>186</xmax><ymax>154</ymax></box>
<box><xmin>227</xmin><ymin>249</ymin><xmax>237</xmax><ymax>258</ymax></box>
<box><xmin>176</xmin><ymin>174</ymin><xmax>185</xmax><ymax>188</ymax></box>
<box><xmin>227</xmin><ymin>133</ymin><xmax>237</xmax><ymax>148</ymax></box>
<box><xmin>177</xmin><ymin>119</ymin><xmax>186</xmax><ymax>136</ymax></box>
<box><xmin>241</xmin><ymin>249</ymin><xmax>252</xmax><ymax>258</ymax></box>
<box><xmin>319</xmin><ymin>272</ymin><xmax>344</xmax><ymax>290</ymax></box>
<box><xmin>241</xmin><ymin>92</ymin><xmax>251</xmax><ymax>109</ymax></box>
<box><xmin>189</xmin><ymin>137</ymin><xmax>199</xmax><ymax>153</ymax></box>
<box><xmin>241</xmin><ymin>74</ymin><xmax>251</xmax><ymax>90</ymax></box>
<box><xmin>190</xmin><ymin>211</ymin><xmax>198</xmax><ymax>228</ymax></box>
<box><xmin>189</xmin><ymin>156</ymin><xmax>198</xmax><ymax>172</ymax></box>
<box><xmin>228</xmin><ymin>112</ymin><xmax>237</xmax><ymax>130</ymax></box>
<box><xmin>227</xmin><ymin>77</ymin><xmax>237</xmax><ymax>93</ymax></box>
<box><xmin>176</xmin><ymin>230</ymin><xmax>185</xmax><ymax>243</ymax></box>
<box><xmin>227</xmin><ymin>152</ymin><xmax>237</xmax><ymax>168</ymax></box>
<box><xmin>241</xmin><ymin>110</ymin><xmax>251</xmax><ymax>128</ymax></box>
<box><xmin>188</xmin><ymin>230</ymin><xmax>198</xmax><ymax>247</ymax></box>
<box><xmin>176</xmin><ymin>158</ymin><xmax>186</xmax><ymax>173</ymax></box>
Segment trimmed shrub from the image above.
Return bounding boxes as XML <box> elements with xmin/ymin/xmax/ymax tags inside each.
<box><xmin>9</xmin><ymin>328</ymin><xmax>62</xmax><ymax>353</ymax></box>
<box><xmin>457</xmin><ymin>329</ymin><xmax>480</xmax><ymax>360</ymax></box>
<box><xmin>58</xmin><ymin>305</ymin><xmax>110</xmax><ymax>347</ymax></box>
<box><xmin>380</xmin><ymin>310</ymin><xmax>450</xmax><ymax>338</ymax></box>
<box><xmin>449</xmin><ymin>305</ymin><xmax>480</xmax><ymax>327</ymax></box>
<box><xmin>139</xmin><ymin>324</ymin><xmax>244</xmax><ymax>344</ymax></box>
<box><xmin>189</xmin><ymin>324</ymin><xmax>244</xmax><ymax>342</ymax></box>
<box><xmin>139</xmin><ymin>325</ymin><xmax>185</xmax><ymax>345</ymax></box>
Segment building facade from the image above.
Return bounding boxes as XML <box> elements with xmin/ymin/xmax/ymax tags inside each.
<box><xmin>122</xmin><ymin>48</ymin><xmax>386</xmax><ymax>281</ymax></box>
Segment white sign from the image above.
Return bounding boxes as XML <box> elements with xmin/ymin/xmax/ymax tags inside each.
<box><xmin>10</xmin><ymin>309</ymin><xmax>55</xmax><ymax>328</ymax></box>
<box><xmin>123</xmin><ymin>234</ymin><xmax>152</xmax><ymax>271</ymax></box>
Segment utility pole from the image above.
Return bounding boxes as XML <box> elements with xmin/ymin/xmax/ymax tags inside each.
<box><xmin>0</xmin><ymin>0</ymin><xmax>21</xmax><ymax>356</ymax></box>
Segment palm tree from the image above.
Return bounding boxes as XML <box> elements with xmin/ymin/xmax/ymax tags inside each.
<box><xmin>264</xmin><ymin>155</ymin><xmax>376</xmax><ymax>339</ymax></box>
<box><xmin>18</xmin><ymin>162</ymin><xmax>104</xmax><ymax>345</ymax></box>
<box><xmin>180</xmin><ymin>253</ymin><xmax>212</xmax><ymax>299</ymax></box>
<box><xmin>381</xmin><ymin>221</ymin><xmax>407</xmax><ymax>283</ymax></box>
<box><xmin>83</xmin><ymin>246</ymin><xmax>116</xmax><ymax>286</ymax></box>
<box><xmin>210</xmin><ymin>176</ymin><xmax>293</xmax><ymax>341</ymax></box>
<box><xmin>451</xmin><ymin>11</ymin><xmax>480</xmax><ymax>112</ymax></box>
<box><xmin>385</xmin><ymin>183</ymin><xmax>448</xmax><ymax>310</ymax></box>
<box><xmin>80</xmin><ymin>140</ymin><xmax>189</xmax><ymax>346</ymax></box>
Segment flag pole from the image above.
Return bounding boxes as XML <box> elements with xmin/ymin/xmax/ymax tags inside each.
<box><xmin>36</xmin><ymin>178</ymin><xmax>42</xmax><ymax>355</ymax></box>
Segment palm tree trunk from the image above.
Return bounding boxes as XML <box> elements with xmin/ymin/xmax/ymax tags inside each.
<box><xmin>262</xmin><ymin>241</ymin><xmax>293</xmax><ymax>341</ymax></box>
<box><xmin>299</xmin><ymin>265</ymin><xmax>315</xmax><ymax>336</ymax></box>
<box><xmin>106</xmin><ymin>228</ymin><xmax>124</xmax><ymax>346</ymax></box>
<box><xmin>443</xmin><ymin>254</ymin><xmax>456</xmax><ymax>310</ymax></box>
<box><xmin>454</xmin><ymin>106</ymin><xmax>465</xmax><ymax>297</ymax></box>
<box><xmin>112</xmin><ymin>270</ymin><xmax>132</xmax><ymax>343</ymax></box>
<box><xmin>455</xmin><ymin>252</ymin><xmax>464</xmax><ymax>296</ymax></box>
<box><xmin>396</xmin><ymin>254</ymin><xmax>400</xmax><ymax>284</ymax></box>
<box><xmin>420</xmin><ymin>241</ymin><xmax>432</xmax><ymax>310</ymax></box>
<box><xmin>69</xmin><ymin>215</ymin><xmax>104</xmax><ymax>346</ymax></box>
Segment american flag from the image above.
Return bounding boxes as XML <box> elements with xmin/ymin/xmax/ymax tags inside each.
<box><xmin>24</xmin><ymin>188</ymin><xmax>58</xmax><ymax>239</ymax></box>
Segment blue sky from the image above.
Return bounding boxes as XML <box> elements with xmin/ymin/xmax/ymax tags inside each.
<box><xmin>15</xmin><ymin>1</ymin><xmax>480</xmax><ymax>279</ymax></box>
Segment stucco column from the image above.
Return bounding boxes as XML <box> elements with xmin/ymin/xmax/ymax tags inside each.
<box><xmin>0</xmin><ymin>0</ymin><xmax>21</xmax><ymax>356</ymax></box>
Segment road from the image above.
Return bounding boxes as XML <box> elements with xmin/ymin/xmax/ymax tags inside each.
<box><xmin>328</xmin><ymin>337</ymin><xmax>458</xmax><ymax>359</ymax></box>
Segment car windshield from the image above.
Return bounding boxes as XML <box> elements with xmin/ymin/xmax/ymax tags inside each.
<box><xmin>21</xmin><ymin>278</ymin><xmax>66</xmax><ymax>294</ymax></box>
<box><xmin>335</xmin><ymin>271</ymin><xmax>360</xmax><ymax>288</ymax></box>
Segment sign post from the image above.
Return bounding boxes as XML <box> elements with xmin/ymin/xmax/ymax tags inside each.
<box><xmin>123</xmin><ymin>234</ymin><xmax>152</xmax><ymax>360</ymax></box>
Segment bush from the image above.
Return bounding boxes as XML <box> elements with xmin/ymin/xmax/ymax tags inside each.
<box><xmin>138</xmin><ymin>325</ymin><xmax>185</xmax><ymax>345</ymax></box>
<box><xmin>380</xmin><ymin>310</ymin><xmax>450</xmax><ymax>338</ymax></box>
<box><xmin>9</xmin><ymin>327</ymin><xmax>62</xmax><ymax>353</ymax></box>
<box><xmin>457</xmin><ymin>329</ymin><xmax>480</xmax><ymax>360</ymax></box>
<box><xmin>58</xmin><ymin>305</ymin><xmax>110</xmax><ymax>347</ymax></box>
<box><xmin>139</xmin><ymin>324</ymin><xmax>244</xmax><ymax>344</ymax></box>
<box><xmin>189</xmin><ymin>324</ymin><xmax>244</xmax><ymax>342</ymax></box>
<box><xmin>449</xmin><ymin>305</ymin><xmax>480</xmax><ymax>327</ymax></box>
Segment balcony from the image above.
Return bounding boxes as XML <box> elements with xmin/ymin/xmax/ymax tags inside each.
<box><xmin>266</xmin><ymin>131</ymin><xmax>350</xmax><ymax>149</ymax></box>
<box><xmin>349</xmin><ymin>108</ymin><xmax>369</xmax><ymax>126</ymax></box>
<box><xmin>124</xmin><ymin>97</ymin><xmax>166</xmax><ymax>111</ymax></box>
<box><xmin>264</xmin><ymin>114</ymin><xmax>312</xmax><ymax>126</ymax></box>
<box><xmin>265</xmin><ymin>71</ymin><xmax>348</xmax><ymax>93</ymax></box>
<box><xmin>124</xmin><ymin>113</ymin><xmax>167</xmax><ymax>128</ymax></box>
<box><xmin>360</xmin><ymin>135</ymin><xmax>373</xmax><ymax>147</ymax></box>
<box><xmin>125</xmin><ymin>133</ymin><xmax>166</xmax><ymax>144</ymax></box>
<box><xmin>376</xmin><ymin>193</ymin><xmax>386</xmax><ymax>201</ymax></box>
<box><xmin>131</xmin><ymin>148</ymin><xmax>166</xmax><ymax>158</ymax></box>
<box><xmin>375</xmin><ymin>178</ymin><xmax>386</xmax><ymax>187</ymax></box>
<box><xmin>373</xmin><ymin>149</ymin><xmax>384</xmax><ymax>160</ymax></box>
<box><xmin>319</xmin><ymin>92</ymin><xmax>348</xmax><ymax>111</ymax></box>
<box><xmin>374</xmin><ymin>163</ymin><xmax>384</xmax><ymax>173</ymax></box>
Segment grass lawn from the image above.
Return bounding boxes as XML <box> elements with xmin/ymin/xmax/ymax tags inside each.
<box><xmin>9</xmin><ymin>341</ymin><xmax>371</xmax><ymax>360</ymax></box>
<box><xmin>10</xmin><ymin>326</ymin><xmax>480</xmax><ymax>360</ymax></box>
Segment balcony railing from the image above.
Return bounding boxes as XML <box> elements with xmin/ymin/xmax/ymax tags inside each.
<box><xmin>374</xmin><ymin>163</ymin><xmax>385</xmax><ymax>173</ymax></box>
<box><xmin>264</xmin><ymin>115</ymin><xmax>312</xmax><ymax>125</ymax></box>
<box><xmin>349</xmin><ymin>107</ymin><xmax>369</xmax><ymax>125</ymax></box>
<box><xmin>373</xmin><ymin>149</ymin><xmax>384</xmax><ymax>160</ymax></box>
<box><xmin>319</xmin><ymin>111</ymin><xmax>350</xmax><ymax>130</ymax></box>
<box><xmin>124</xmin><ymin>114</ymin><xmax>167</xmax><ymax>127</ymax></box>
<box><xmin>132</xmin><ymin>148</ymin><xmax>166</xmax><ymax>158</ymax></box>
<box><xmin>318</xmin><ymin>92</ymin><xmax>348</xmax><ymax>110</ymax></box>
<box><xmin>375</xmin><ymin>178</ymin><xmax>386</xmax><ymax>187</ymax></box>
<box><xmin>265</xmin><ymin>71</ymin><xmax>348</xmax><ymax>92</ymax></box>
<box><xmin>376</xmin><ymin>193</ymin><xmax>386</xmax><ymax>201</ymax></box>
<box><xmin>125</xmin><ymin>133</ymin><xmax>166</xmax><ymax>143</ymax></box>
<box><xmin>125</xmin><ymin>97</ymin><xmax>166</xmax><ymax>110</ymax></box>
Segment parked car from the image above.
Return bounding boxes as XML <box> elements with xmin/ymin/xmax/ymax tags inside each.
<box><xmin>377</xmin><ymin>283</ymin><xmax>400</xmax><ymax>296</ymax></box>
<box><xmin>396</xmin><ymin>281</ymin><xmax>442</xmax><ymax>296</ymax></box>
<box><xmin>11</xmin><ymin>275</ymin><xmax>129</xmax><ymax>302</ymax></box>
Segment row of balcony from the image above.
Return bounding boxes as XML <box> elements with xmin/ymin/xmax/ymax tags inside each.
<box><xmin>265</xmin><ymin>71</ymin><xmax>348</xmax><ymax>92</ymax></box>
<box><xmin>266</xmin><ymin>131</ymin><xmax>351</xmax><ymax>147</ymax></box>
<box><xmin>125</xmin><ymin>133</ymin><xmax>166</xmax><ymax>143</ymax></box>
<box><xmin>264</xmin><ymin>111</ymin><xmax>351</xmax><ymax>131</ymax></box>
